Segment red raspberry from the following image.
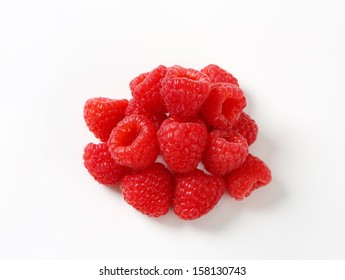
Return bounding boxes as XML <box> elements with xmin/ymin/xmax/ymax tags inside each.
<box><xmin>121</xmin><ymin>163</ymin><xmax>173</xmax><ymax>217</ymax></box>
<box><xmin>161</xmin><ymin>66</ymin><xmax>211</xmax><ymax>117</ymax></box>
<box><xmin>200</xmin><ymin>83</ymin><xmax>246</xmax><ymax>129</ymax></box>
<box><xmin>173</xmin><ymin>169</ymin><xmax>225</xmax><ymax>220</ymax></box>
<box><xmin>232</xmin><ymin>112</ymin><xmax>258</xmax><ymax>146</ymax></box>
<box><xmin>224</xmin><ymin>154</ymin><xmax>272</xmax><ymax>200</ymax></box>
<box><xmin>157</xmin><ymin>117</ymin><xmax>208</xmax><ymax>173</ymax></box>
<box><xmin>108</xmin><ymin>115</ymin><xmax>159</xmax><ymax>170</ymax></box>
<box><xmin>84</xmin><ymin>97</ymin><xmax>128</xmax><ymax>142</ymax></box>
<box><xmin>203</xmin><ymin>129</ymin><xmax>248</xmax><ymax>175</ymax></box>
<box><xmin>129</xmin><ymin>65</ymin><xmax>167</xmax><ymax>113</ymax></box>
<box><xmin>201</xmin><ymin>64</ymin><xmax>239</xmax><ymax>86</ymax></box>
<box><xmin>83</xmin><ymin>143</ymin><xmax>127</xmax><ymax>185</ymax></box>
<box><xmin>125</xmin><ymin>98</ymin><xmax>166</xmax><ymax>128</ymax></box>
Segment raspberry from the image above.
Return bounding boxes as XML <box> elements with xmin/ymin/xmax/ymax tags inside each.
<box><xmin>173</xmin><ymin>169</ymin><xmax>225</xmax><ymax>220</ymax></box>
<box><xmin>108</xmin><ymin>115</ymin><xmax>159</xmax><ymax>170</ymax></box>
<box><xmin>161</xmin><ymin>66</ymin><xmax>211</xmax><ymax>117</ymax></box>
<box><xmin>125</xmin><ymin>98</ymin><xmax>166</xmax><ymax>128</ymax></box>
<box><xmin>84</xmin><ymin>97</ymin><xmax>128</xmax><ymax>142</ymax></box>
<box><xmin>203</xmin><ymin>129</ymin><xmax>248</xmax><ymax>175</ymax></box>
<box><xmin>157</xmin><ymin>117</ymin><xmax>207</xmax><ymax>173</ymax></box>
<box><xmin>83</xmin><ymin>143</ymin><xmax>127</xmax><ymax>185</ymax></box>
<box><xmin>200</xmin><ymin>83</ymin><xmax>246</xmax><ymax>129</ymax></box>
<box><xmin>224</xmin><ymin>154</ymin><xmax>272</xmax><ymax>200</ymax></box>
<box><xmin>82</xmin><ymin>64</ymin><xmax>272</xmax><ymax>220</ymax></box>
<box><xmin>232</xmin><ymin>112</ymin><xmax>258</xmax><ymax>146</ymax></box>
<box><xmin>129</xmin><ymin>65</ymin><xmax>167</xmax><ymax>113</ymax></box>
<box><xmin>121</xmin><ymin>163</ymin><xmax>173</xmax><ymax>217</ymax></box>
<box><xmin>201</xmin><ymin>64</ymin><xmax>239</xmax><ymax>86</ymax></box>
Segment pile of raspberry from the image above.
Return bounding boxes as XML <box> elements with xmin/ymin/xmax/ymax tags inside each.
<box><xmin>83</xmin><ymin>64</ymin><xmax>271</xmax><ymax>220</ymax></box>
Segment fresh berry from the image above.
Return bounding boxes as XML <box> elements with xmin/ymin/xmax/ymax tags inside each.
<box><xmin>173</xmin><ymin>169</ymin><xmax>225</xmax><ymax>220</ymax></box>
<box><xmin>84</xmin><ymin>97</ymin><xmax>128</xmax><ymax>142</ymax></box>
<box><xmin>224</xmin><ymin>154</ymin><xmax>272</xmax><ymax>200</ymax></box>
<box><xmin>83</xmin><ymin>64</ymin><xmax>272</xmax><ymax>219</ymax></box>
<box><xmin>203</xmin><ymin>129</ymin><xmax>248</xmax><ymax>175</ymax></box>
<box><xmin>130</xmin><ymin>65</ymin><xmax>167</xmax><ymax>113</ymax></box>
<box><xmin>125</xmin><ymin>98</ymin><xmax>166</xmax><ymax>128</ymax></box>
<box><xmin>121</xmin><ymin>163</ymin><xmax>173</xmax><ymax>217</ymax></box>
<box><xmin>83</xmin><ymin>143</ymin><xmax>127</xmax><ymax>185</ymax></box>
<box><xmin>201</xmin><ymin>64</ymin><xmax>239</xmax><ymax>86</ymax></box>
<box><xmin>200</xmin><ymin>83</ymin><xmax>246</xmax><ymax>129</ymax></box>
<box><xmin>161</xmin><ymin>66</ymin><xmax>211</xmax><ymax>117</ymax></box>
<box><xmin>157</xmin><ymin>117</ymin><xmax>207</xmax><ymax>173</ymax></box>
<box><xmin>108</xmin><ymin>115</ymin><xmax>159</xmax><ymax>170</ymax></box>
<box><xmin>232</xmin><ymin>112</ymin><xmax>258</xmax><ymax>145</ymax></box>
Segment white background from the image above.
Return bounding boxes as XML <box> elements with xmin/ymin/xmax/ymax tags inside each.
<box><xmin>0</xmin><ymin>0</ymin><xmax>344</xmax><ymax>260</ymax></box>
